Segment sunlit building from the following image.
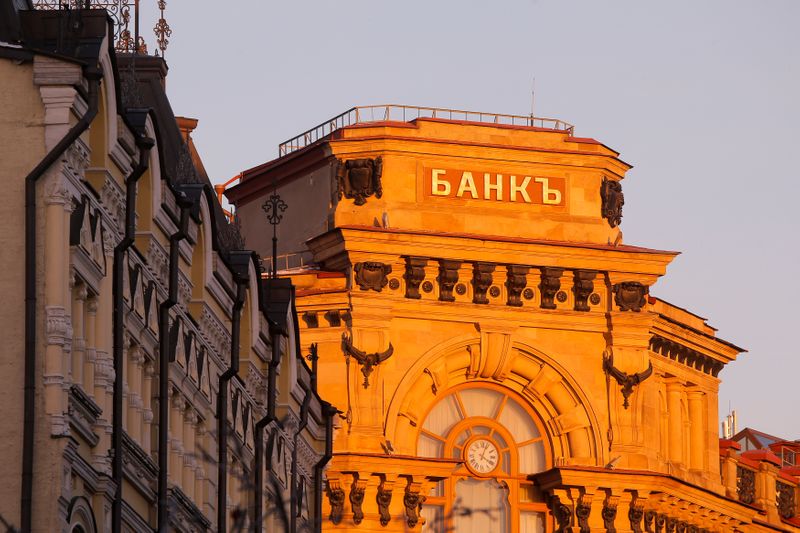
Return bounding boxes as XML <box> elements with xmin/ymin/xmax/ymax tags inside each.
<box><xmin>226</xmin><ymin>105</ymin><xmax>800</xmax><ymax>532</ymax></box>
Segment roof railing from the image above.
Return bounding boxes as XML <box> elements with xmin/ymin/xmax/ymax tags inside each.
<box><xmin>277</xmin><ymin>104</ymin><xmax>574</xmax><ymax>157</ymax></box>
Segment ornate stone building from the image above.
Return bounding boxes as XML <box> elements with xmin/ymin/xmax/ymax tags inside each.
<box><xmin>225</xmin><ymin>105</ymin><xmax>800</xmax><ymax>532</ymax></box>
<box><xmin>0</xmin><ymin>3</ymin><xmax>332</xmax><ymax>532</ymax></box>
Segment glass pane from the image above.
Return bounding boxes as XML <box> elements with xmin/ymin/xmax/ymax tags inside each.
<box><xmin>429</xmin><ymin>481</ymin><xmax>444</xmax><ymax>497</ymax></box>
<box><xmin>453</xmin><ymin>478</ymin><xmax>509</xmax><ymax>533</ymax></box>
<box><xmin>520</xmin><ymin>511</ymin><xmax>545</xmax><ymax>533</ymax></box>
<box><xmin>455</xmin><ymin>429</ymin><xmax>470</xmax><ymax>445</ymax></box>
<box><xmin>518</xmin><ymin>442</ymin><xmax>546</xmax><ymax>474</ymax></box>
<box><xmin>418</xmin><ymin>434</ymin><xmax>443</xmax><ymax>458</ymax></box>
<box><xmin>497</xmin><ymin>398</ymin><xmax>539</xmax><ymax>442</ymax></box>
<box><xmin>459</xmin><ymin>388</ymin><xmax>503</xmax><ymax>418</ymax></box>
<box><xmin>423</xmin><ymin>394</ymin><xmax>463</xmax><ymax>436</ymax></box>
<box><xmin>519</xmin><ymin>483</ymin><xmax>544</xmax><ymax>503</ymax></box>
<box><xmin>421</xmin><ymin>504</ymin><xmax>444</xmax><ymax>532</ymax></box>
<box><xmin>472</xmin><ymin>425</ymin><xmax>491</xmax><ymax>435</ymax></box>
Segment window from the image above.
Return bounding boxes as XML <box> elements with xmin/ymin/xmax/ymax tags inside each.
<box><xmin>417</xmin><ymin>385</ymin><xmax>549</xmax><ymax>532</ymax></box>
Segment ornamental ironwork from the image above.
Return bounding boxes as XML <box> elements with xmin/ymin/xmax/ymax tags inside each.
<box><xmin>777</xmin><ymin>481</ymin><xmax>796</xmax><ymax>519</ymax></box>
<box><xmin>737</xmin><ymin>466</ymin><xmax>756</xmax><ymax>504</ymax></box>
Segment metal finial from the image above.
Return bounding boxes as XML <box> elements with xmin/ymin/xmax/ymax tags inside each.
<box><xmin>261</xmin><ymin>190</ymin><xmax>288</xmax><ymax>278</ymax></box>
<box><xmin>153</xmin><ymin>0</ymin><xmax>171</xmax><ymax>57</ymax></box>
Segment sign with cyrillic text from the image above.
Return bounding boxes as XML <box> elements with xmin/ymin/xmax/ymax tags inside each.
<box><xmin>423</xmin><ymin>167</ymin><xmax>565</xmax><ymax>205</ymax></box>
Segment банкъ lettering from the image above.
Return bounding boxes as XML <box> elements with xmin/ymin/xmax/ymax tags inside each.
<box><xmin>426</xmin><ymin>167</ymin><xmax>564</xmax><ymax>205</ymax></box>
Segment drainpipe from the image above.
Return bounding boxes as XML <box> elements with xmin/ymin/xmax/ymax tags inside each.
<box><xmin>290</xmin><ymin>385</ymin><xmax>312</xmax><ymax>532</ymax></box>
<box><xmin>22</xmin><ymin>65</ymin><xmax>101</xmax><ymax>533</ymax></box>
<box><xmin>112</xmin><ymin>130</ymin><xmax>155</xmax><ymax>533</ymax></box>
<box><xmin>218</xmin><ymin>257</ymin><xmax>248</xmax><ymax>533</ymax></box>
<box><xmin>157</xmin><ymin>194</ymin><xmax>192</xmax><ymax>533</ymax></box>
<box><xmin>313</xmin><ymin>401</ymin><xmax>336</xmax><ymax>532</ymax></box>
<box><xmin>253</xmin><ymin>320</ymin><xmax>283</xmax><ymax>533</ymax></box>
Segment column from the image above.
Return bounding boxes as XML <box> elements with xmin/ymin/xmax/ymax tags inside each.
<box><xmin>687</xmin><ymin>389</ymin><xmax>705</xmax><ymax>472</ymax></box>
<box><xmin>84</xmin><ymin>296</ymin><xmax>97</xmax><ymax>397</ymax></box>
<box><xmin>195</xmin><ymin>419</ymin><xmax>207</xmax><ymax>510</ymax></box>
<box><xmin>126</xmin><ymin>343</ymin><xmax>144</xmax><ymax>443</ymax></box>
<box><xmin>170</xmin><ymin>390</ymin><xmax>185</xmax><ymax>485</ymax></box>
<box><xmin>666</xmin><ymin>380</ymin><xmax>684</xmax><ymax>467</ymax></box>
<box><xmin>71</xmin><ymin>281</ymin><xmax>87</xmax><ymax>387</ymax></box>
<box><xmin>142</xmin><ymin>360</ymin><xmax>154</xmax><ymax>456</ymax></box>
<box><xmin>183</xmin><ymin>407</ymin><xmax>197</xmax><ymax>500</ymax></box>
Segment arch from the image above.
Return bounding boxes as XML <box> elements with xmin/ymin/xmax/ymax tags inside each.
<box><xmin>66</xmin><ymin>495</ymin><xmax>97</xmax><ymax>533</ymax></box>
<box><xmin>189</xmin><ymin>192</ymin><xmax>214</xmax><ymax>301</ymax></box>
<box><xmin>385</xmin><ymin>335</ymin><xmax>604</xmax><ymax>466</ymax></box>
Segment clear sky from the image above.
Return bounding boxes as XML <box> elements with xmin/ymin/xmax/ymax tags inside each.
<box><xmin>156</xmin><ymin>1</ymin><xmax>799</xmax><ymax>437</ymax></box>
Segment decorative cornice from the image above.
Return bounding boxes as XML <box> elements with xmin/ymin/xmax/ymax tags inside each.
<box><xmin>649</xmin><ymin>335</ymin><xmax>725</xmax><ymax>377</ymax></box>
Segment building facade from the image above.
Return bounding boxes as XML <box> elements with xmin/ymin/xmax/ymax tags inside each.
<box><xmin>226</xmin><ymin>106</ymin><xmax>800</xmax><ymax>532</ymax></box>
<box><xmin>0</xmin><ymin>4</ymin><xmax>332</xmax><ymax>532</ymax></box>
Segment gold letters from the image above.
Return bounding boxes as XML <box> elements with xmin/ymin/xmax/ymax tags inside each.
<box><xmin>426</xmin><ymin>168</ymin><xmax>564</xmax><ymax>206</ymax></box>
<box><xmin>510</xmin><ymin>175</ymin><xmax>531</xmax><ymax>203</ymax></box>
<box><xmin>431</xmin><ymin>168</ymin><xmax>450</xmax><ymax>196</ymax></box>
<box><xmin>456</xmin><ymin>171</ymin><xmax>478</xmax><ymax>199</ymax></box>
<box><xmin>535</xmin><ymin>177</ymin><xmax>562</xmax><ymax>205</ymax></box>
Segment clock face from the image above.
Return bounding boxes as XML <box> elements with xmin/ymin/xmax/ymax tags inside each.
<box><xmin>466</xmin><ymin>438</ymin><xmax>499</xmax><ymax>474</ymax></box>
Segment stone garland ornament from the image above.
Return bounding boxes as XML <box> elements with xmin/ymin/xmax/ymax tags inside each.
<box><xmin>573</xmin><ymin>270</ymin><xmax>597</xmax><ymax>312</ymax></box>
<box><xmin>354</xmin><ymin>261</ymin><xmax>392</xmax><ymax>292</ymax></box>
<box><xmin>603</xmin><ymin>350</ymin><xmax>654</xmax><ymax>409</ymax></box>
<box><xmin>505</xmin><ymin>265</ymin><xmax>530</xmax><ymax>307</ymax></box>
<box><xmin>403</xmin><ymin>257</ymin><xmax>427</xmax><ymax>299</ymax></box>
<box><xmin>601</xmin><ymin>176</ymin><xmax>624</xmax><ymax>228</ymax></box>
<box><xmin>613</xmin><ymin>281</ymin><xmax>648</xmax><ymax>312</ymax></box>
<box><xmin>436</xmin><ymin>260</ymin><xmax>461</xmax><ymax>302</ymax></box>
<box><xmin>539</xmin><ymin>267</ymin><xmax>563</xmax><ymax>309</ymax></box>
<box><xmin>336</xmin><ymin>156</ymin><xmax>384</xmax><ymax>205</ymax></box>
<box><xmin>341</xmin><ymin>333</ymin><xmax>394</xmax><ymax>388</ymax></box>
<box><xmin>471</xmin><ymin>262</ymin><xmax>495</xmax><ymax>304</ymax></box>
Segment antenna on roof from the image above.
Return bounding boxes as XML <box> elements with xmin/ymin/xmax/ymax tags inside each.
<box><xmin>530</xmin><ymin>77</ymin><xmax>536</xmax><ymax>124</ymax></box>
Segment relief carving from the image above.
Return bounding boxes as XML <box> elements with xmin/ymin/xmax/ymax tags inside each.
<box><xmin>436</xmin><ymin>260</ymin><xmax>461</xmax><ymax>302</ymax></box>
<box><xmin>350</xmin><ymin>478</ymin><xmax>366</xmax><ymax>525</ymax></box>
<box><xmin>572</xmin><ymin>270</ymin><xmax>597</xmax><ymax>312</ymax></box>
<box><xmin>613</xmin><ymin>281</ymin><xmax>648</xmax><ymax>312</ymax></box>
<box><xmin>505</xmin><ymin>265</ymin><xmax>530</xmax><ymax>307</ymax></box>
<box><xmin>601</xmin><ymin>176</ymin><xmax>624</xmax><ymax>228</ymax></box>
<box><xmin>603</xmin><ymin>498</ymin><xmax>618</xmax><ymax>533</ymax></box>
<box><xmin>552</xmin><ymin>496</ymin><xmax>573</xmax><ymax>533</ymax></box>
<box><xmin>342</xmin><ymin>333</ymin><xmax>394</xmax><ymax>388</ymax></box>
<box><xmin>404</xmin><ymin>484</ymin><xmax>425</xmax><ymax>528</ymax></box>
<box><xmin>404</xmin><ymin>257</ymin><xmax>427</xmax><ymax>299</ymax></box>
<box><xmin>603</xmin><ymin>350</ymin><xmax>653</xmax><ymax>409</ymax></box>
<box><xmin>337</xmin><ymin>156</ymin><xmax>383</xmax><ymax>205</ymax></box>
<box><xmin>354</xmin><ymin>261</ymin><xmax>392</xmax><ymax>292</ymax></box>
<box><xmin>575</xmin><ymin>496</ymin><xmax>591</xmax><ymax>533</ymax></box>
<box><xmin>327</xmin><ymin>481</ymin><xmax>345</xmax><ymax>525</ymax></box>
<box><xmin>644</xmin><ymin>510</ymin><xmax>656</xmax><ymax>533</ymax></box>
<box><xmin>471</xmin><ymin>262</ymin><xmax>495</xmax><ymax>304</ymax></box>
<box><xmin>539</xmin><ymin>267</ymin><xmax>563</xmax><ymax>309</ymax></box>
<box><xmin>629</xmin><ymin>499</ymin><xmax>645</xmax><ymax>533</ymax></box>
<box><xmin>377</xmin><ymin>482</ymin><xmax>393</xmax><ymax>526</ymax></box>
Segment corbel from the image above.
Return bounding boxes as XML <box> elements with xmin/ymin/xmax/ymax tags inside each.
<box><xmin>603</xmin><ymin>493</ymin><xmax>620</xmax><ymax>533</ymax></box>
<box><xmin>327</xmin><ymin>477</ymin><xmax>346</xmax><ymax>525</ymax></box>
<box><xmin>403</xmin><ymin>479</ymin><xmax>426</xmax><ymax>528</ymax></box>
<box><xmin>376</xmin><ymin>475</ymin><xmax>397</xmax><ymax>527</ymax></box>
<box><xmin>350</xmin><ymin>474</ymin><xmax>368</xmax><ymax>525</ymax></box>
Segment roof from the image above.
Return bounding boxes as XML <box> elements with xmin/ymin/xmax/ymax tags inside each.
<box><xmin>733</xmin><ymin>427</ymin><xmax>787</xmax><ymax>449</ymax></box>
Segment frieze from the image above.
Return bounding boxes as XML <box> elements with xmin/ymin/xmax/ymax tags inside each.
<box><xmin>471</xmin><ymin>262</ymin><xmax>495</xmax><ymax>304</ymax></box>
<box><xmin>336</xmin><ymin>156</ymin><xmax>384</xmax><ymax>205</ymax></box>
<box><xmin>354</xmin><ymin>261</ymin><xmax>392</xmax><ymax>292</ymax></box>
<box><xmin>601</xmin><ymin>176</ymin><xmax>624</xmax><ymax>228</ymax></box>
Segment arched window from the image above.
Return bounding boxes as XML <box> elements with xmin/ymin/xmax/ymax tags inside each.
<box><xmin>417</xmin><ymin>384</ymin><xmax>549</xmax><ymax>532</ymax></box>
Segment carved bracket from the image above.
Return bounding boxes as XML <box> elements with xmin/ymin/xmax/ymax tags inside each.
<box><xmin>613</xmin><ymin>281</ymin><xmax>648</xmax><ymax>312</ymax></box>
<box><xmin>629</xmin><ymin>498</ymin><xmax>645</xmax><ymax>533</ymax></box>
<box><xmin>603</xmin><ymin>496</ymin><xmax>619</xmax><ymax>533</ymax></box>
<box><xmin>342</xmin><ymin>333</ymin><xmax>394</xmax><ymax>388</ymax></box>
<box><xmin>505</xmin><ymin>265</ymin><xmax>530</xmax><ymax>307</ymax></box>
<box><xmin>404</xmin><ymin>256</ymin><xmax>427</xmax><ymax>299</ymax></box>
<box><xmin>576</xmin><ymin>495</ymin><xmax>591</xmax><ymax>533</ymax></box>
<box><xmin>337</xmin><ymin>156</ymin><xmax>383</xmax><ymax>205</ymax></box>
<box><xmin>539</xmin><ymin>267</ymin><xmax>563</xmax><ymax>309</ymax></box>
<box><xmin>437</xmin><ymin>260</ymin><xmax>461</xmax><ymax>302</ymax></box>
<box><xmin>471</xmin><ymin>262</ymin><xmax>495</xmax><ymax>304</ymax></box>
<box><xmin>601</xmin><ymin>176</ymin><xmax>624</xmax><ymax>228</ymax></box>
<box><xmin>377</xmin><ymin>480</ymin><xmax>394</xmax><ymax>526</ymax></box>
<box><xmin>603</xmin><ymin>350</ymin><xmax>653</xmax><ymax>409</ymax></box>
<box><xmin>350</xmin><ymin>477</ymin><xmax>367</xmax><ymax>525</ymax></box>
<box><xmin>404</xmin><ymin>482</ymin><xmax>426</xmax><ymax>528</ymax></box>
<box><xmin>327</xmin><ymin>479</ymin><xmax>345</xmax><ymax>525</ymax></box>
<box><xmin>354</xmin><ymin>261</ymin><xmax>392</xmax><ymax>292</ymax></box>
<box><xmin>573</xmin><ymin>270</ymin><xmax>597</xmax><ymax>312</ymax></box>
<box><xmin>552</xmin><ymin>496</ymin><xmax>573</xmax><ymax>533</ymax></box>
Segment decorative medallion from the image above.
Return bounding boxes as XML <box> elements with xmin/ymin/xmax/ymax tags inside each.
<box><xmin>489</xmin><ymin>286</ymin><xmax>501</xmax><ymax>298</ymax></box>
<box><xmin>436</xmin><ymin>260</ymin><xmax>461</xmax><ymax>302</ymax></box>
<box><xmin>388</xmin><ymin>278</ymin><xmax>400</xmax><ymax>290</ymax></box>
<box><xmin>336</xmin><ymin>156</ymin><xmax>384</xmax><ymax>205</ymax></box>
<box><xmin>613</xmin><ymin>281</ymin><xmax>648</xmax><ymax>312</ymax></box>
<box><xmin>471</xmin><ymin>263</ymin><xmax>495</xmax><ymax>304</ymax></box>
<box><xmin>601</xmin><ymin>176</ymin><xmax>624</xmax><ymax>228</ymax></box>
<box><xmin>523</xmin><ymin>288</ymin><xmax>535</xmax><ymax>300</ymax></box>
<box><xmin>572</xmin><ymin>270</ymin><xmax>597</xmax><ymax>312</ymax></box>
<box><xmin>354</xmin><ymin>261</ymin><xmax>392</xmax><ymax>292</ymax></box>
<box><xmin>589</xmin><ymin>293</ymin><xmax>601</xmax><ymax>306</ymax></box>
<box><xmin>539</xmin><ymin>267</ymin><xmax>563</xmax><ymax>309</ymax></box>
<box><xmin>455</xmin><ymin>283</ymin><xmax>467</xmax><ymax>295</ymax></box>
<box><xmin>505</xmin><ymin>265</ymin><xmax>530</xmax><ymax>307</ymax></box>
<box><xmin>422</xmin><ymin>281</ymin><xmax>434</xmax><ymax>293</ymax></box>
<box><xmin>404</xmin><ymin>257</ymin><xmax>428</xmax><ymax>299</ymax></box>
<box><xmin>603</xmin><ymin>350</ymin><xmax>654</xmax><ymax>409</ymax></box>
<box><xmin>556</xmin><ymin>291</ymin><xmax>568</xmax><ymax>303</ymax></box>
<box><xmin>342</xmin><ymin>333</ymin><xmax>394</xmax><ymax>388</ymax></box>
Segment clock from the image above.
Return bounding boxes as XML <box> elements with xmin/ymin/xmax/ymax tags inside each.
<box><xmin>465</xmin><ymin>438</ymin><xmax>499</xmax><ymax>475</ymax></box>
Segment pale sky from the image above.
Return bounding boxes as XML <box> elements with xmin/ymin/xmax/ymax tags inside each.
<box><xmin>156</xmin><ymin>1</ymin><xmax>799</xmax><ymax>437</ymax></box>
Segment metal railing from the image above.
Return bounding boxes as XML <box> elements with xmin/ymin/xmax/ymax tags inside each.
<box><xmin>278</xmin><ymin>104</ymin><xmax>575</xmax><ymax>157</ymax></box>
<box><xmin>260</xmin><ymin>251</ymin><xmax>314</xmax><ymax>274</ymax></box>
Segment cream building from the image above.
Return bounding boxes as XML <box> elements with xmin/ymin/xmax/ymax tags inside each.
<box><xmin>226</xmin><ymin>105</ymin><xmax>800</xmax><ymax>532</ymax></box>
<box><xmin>0</xmin><ymin>4</ymin><xmax>332</xmax><ymax>532</ymax></box>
